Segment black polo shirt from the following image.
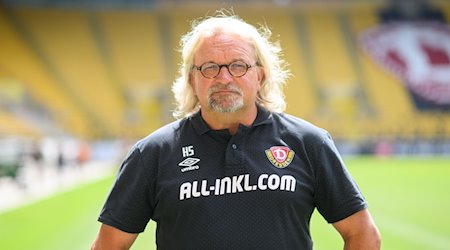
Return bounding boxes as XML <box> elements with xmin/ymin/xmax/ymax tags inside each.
<box><xmin>98</xmin><ymin>107</ymin><xmax>367</xmax><ymax>249</ymax></box>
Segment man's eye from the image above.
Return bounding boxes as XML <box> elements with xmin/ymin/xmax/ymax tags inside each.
<box><xmin>231</xmin><ymin>63</ymin><xmax>246</xmax><ymax>70</ymax></box>
<box><xmin>202</xmin><ymin>64</ymin><xmax>218</xmax><ymax>71</ymax></box>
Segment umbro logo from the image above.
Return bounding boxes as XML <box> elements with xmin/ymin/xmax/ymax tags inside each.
<box><xmin>179</xmin><ymin>157</ymin><xmax>200</xmax><ymax>172</ymax></box>
<box><xmin>179</xmin><ymin>157</ymin><xmax>200</xmax><ymax>167</ymax></box>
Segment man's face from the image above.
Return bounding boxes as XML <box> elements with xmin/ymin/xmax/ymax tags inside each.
<box><xmin>190</xmin><ymin>33</ymin><xmax>264</xmax><ymax>114</ymax></box>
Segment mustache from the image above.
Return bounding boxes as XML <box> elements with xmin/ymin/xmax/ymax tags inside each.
<box><xmin>208</xmin><ymin>84</ymin><xmax>243</xmax><ymax>95</ymax></box>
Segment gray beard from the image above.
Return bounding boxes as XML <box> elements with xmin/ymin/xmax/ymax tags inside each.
<box><xmin>209</xmin><ymin>95</ymin><xmax>244</xmax><ymax>113</ymax></box>
<box><xmin>207</xmin><ymin>85</ymin><xmax>244</xmax><ymax>113</ymax></box>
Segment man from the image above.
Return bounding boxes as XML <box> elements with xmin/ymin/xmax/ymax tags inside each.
<box><xmin>91</xmin><ymin>12</ymin><xmax>381</xmax><ymax>250</ymax></box>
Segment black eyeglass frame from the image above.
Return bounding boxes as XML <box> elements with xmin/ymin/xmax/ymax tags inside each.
<box><xmin>192</xmin><ymin>60</ymin><xmax>259</xmax><ymax>79</ymax></box>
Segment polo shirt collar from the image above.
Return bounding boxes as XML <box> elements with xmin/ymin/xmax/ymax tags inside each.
<box><xmin>191</xmin><ymin>106</ymin><xmax>273</xmax><ymax>135</ymax></box>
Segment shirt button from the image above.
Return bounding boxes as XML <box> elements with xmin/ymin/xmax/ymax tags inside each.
<box><xmin>231</xmin><ymin>144</ymin><xmax>237</xmax><ymax>149</ymax></box>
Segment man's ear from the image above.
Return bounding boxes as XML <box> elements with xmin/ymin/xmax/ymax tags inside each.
<box><xmin>257</xmin><ymin>66</ymin><xmax>265</xmax><ymax>86</ymax></box>
<box><xmin>189</xmin><ymin>73</ymin><xmax>196</xmax><ymax>93</ymax></box>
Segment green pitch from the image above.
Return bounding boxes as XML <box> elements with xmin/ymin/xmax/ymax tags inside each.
<box><xmin>0</xmin><ymin>157</ymin><xmax>449</xmax><ymax>250</ymax></box>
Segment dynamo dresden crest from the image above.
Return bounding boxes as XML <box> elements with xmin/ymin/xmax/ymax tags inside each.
<box><xmin>265</xmin><ymin>146</ymin><xmax>295</xmax><ymax>169</ymax></box>
<box><xmin>359</xmin><ymin>22</ymin><xmax>450</xmax><ymax>105</ymax></box>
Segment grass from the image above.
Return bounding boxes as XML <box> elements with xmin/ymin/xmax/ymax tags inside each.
<box><xmin>0</xmin><ymin>156</ymin><xmax>449</xmax><ymax>249</ymax></box>
<box><xmin>311</xmin><ymin>156</ymin><xmax>450</xmax><ymax>250</ymax></box>
<box><xmin>0</xmin><ymin>176</ymin><xmax>111</xmax><ymax>250</ymax></box>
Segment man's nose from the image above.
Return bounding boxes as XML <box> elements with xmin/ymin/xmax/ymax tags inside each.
<box><xmin>216</xmin><ymin>66</ymin><xmax>233</xmax><ymax>82</ymax></box>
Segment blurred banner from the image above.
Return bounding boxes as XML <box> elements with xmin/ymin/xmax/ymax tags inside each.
<box><xmin>359</xmin><ymin>1</ymin><xmax>450</xmax><ymax>111</ymax></box>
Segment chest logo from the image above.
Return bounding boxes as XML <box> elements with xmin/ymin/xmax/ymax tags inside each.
<box><xmin>178</xmin><ymin>157</ymin><xmax>200</xmax><ymax>172</ymax></box>
<box><xmin>265</xmin><ymin>146</ymin><xmax>295</xmax><ymax>169</ymax></box>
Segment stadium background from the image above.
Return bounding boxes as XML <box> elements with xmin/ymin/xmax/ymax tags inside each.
<box><xmin>0</xmin><ymin>0</ymin><xmax>449</xmax><ymax>249</ymax></box>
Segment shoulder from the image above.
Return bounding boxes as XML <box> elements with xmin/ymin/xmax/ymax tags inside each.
<box><xmin>270</xmin><ymin>112</ymin><xmax>330</xmax><ymax>144</ymax></box>
<box><xmin>132</xmin><ymin>118</ymin><xmax>191</xmax><ymax>156</ymax></box>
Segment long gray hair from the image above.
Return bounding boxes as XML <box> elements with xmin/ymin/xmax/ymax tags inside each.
<box><xmin>171</xmin><ymin>12</ymin><xmax>290</xmax><ymax>118</ymax></box>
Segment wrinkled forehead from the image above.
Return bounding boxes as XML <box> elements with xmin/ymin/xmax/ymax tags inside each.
<box><xmin>193</xmin><ymin>33</ymin><xmax>257</xmax><ymax>62</ymax></box>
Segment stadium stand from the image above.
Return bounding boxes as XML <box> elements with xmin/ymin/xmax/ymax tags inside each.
<box><xmin>0</xmin><ymin>109</ymin><xmax>39</xmax><ymax>137</ymax></box>
<box><xmin>0</xmin><ymin>6</ymin><xmax>91</xmax><ymax>137</ymax></box>
<box><xmin>95</xmin><ymin>10</ymin><xmax>167</xmax><ymax>135</ymax></box>
<box><xmin>16</xmin><ymin>8</ymin><xmax>126</xmax><ymax>137</ymax></box>
<box><xmin>0</xmin><ymin>0</ymin><xmax>449</xmax><ymax>154</ymax></box>
<box><xmin>96</xmin><ymin>11</ymin><xmax>166</xmax><ymax>90</ymax></box>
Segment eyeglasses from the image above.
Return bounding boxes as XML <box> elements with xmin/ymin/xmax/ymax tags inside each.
<box><xmin>192</xmin><ymin>60</ymin><xmax>258</xmax><ymax>79</ymax></box>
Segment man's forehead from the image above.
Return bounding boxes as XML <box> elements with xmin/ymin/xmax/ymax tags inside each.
<box><xmin>201</xmin><ymin>33</ymin><xmax>249</xmax><ymax>46</ymax></box>
<box><xmin>194</xmin><ymin>33</ymin><xmax>255</xmax><ymax>60</ymax></box>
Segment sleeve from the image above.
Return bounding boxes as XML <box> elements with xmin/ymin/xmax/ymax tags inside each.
<box><xmin>98</xmin><ymin>145</ymin><xmax>154</xmax><ymax>233</ymax></box>
<box><xmin>313</xmin><ymin>133</ymin><xmax>368</xmax><ymax>224</ymax></box>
